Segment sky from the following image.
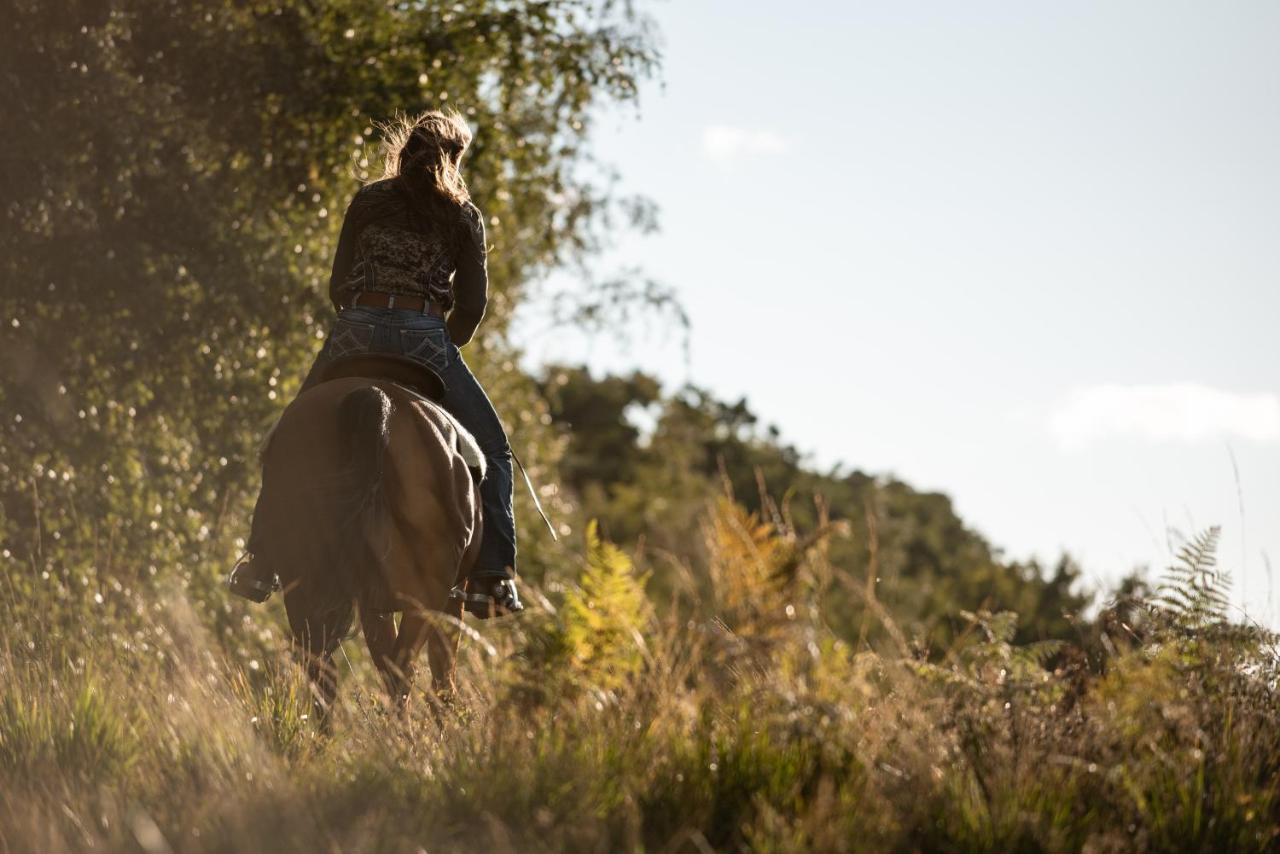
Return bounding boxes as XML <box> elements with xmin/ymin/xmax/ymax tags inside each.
<box><xmin>514</xmin><ymin>0</ymin><xmax>1280</xmax><ymax>624</ymax></box>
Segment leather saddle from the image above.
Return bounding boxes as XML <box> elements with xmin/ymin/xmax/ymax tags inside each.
<box><xmin>319</xmin><ymin>354</ymin><xmax>446</xmax><ymax>402</ymax></box>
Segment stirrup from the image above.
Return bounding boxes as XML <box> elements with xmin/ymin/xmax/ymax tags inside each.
<box><xmin>449</xmin><ymin>578</ymin><xmax>524</xmax><ymax>619</ymax></box>
<box><xmin>227</xmin><ymin>553</ymin><xmax>279</xmax><ymax>603</ymax></box>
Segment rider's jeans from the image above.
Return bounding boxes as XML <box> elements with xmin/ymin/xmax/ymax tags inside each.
<box><xmin>301</xmin><ymin>307</ymin><xmax>516</xmax><ymax>580</ymax></box>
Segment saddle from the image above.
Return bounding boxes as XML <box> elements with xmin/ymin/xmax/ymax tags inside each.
<box><xmin>319</xmin><ymin>354</ymin><xmax>447</xmax><ymax>402</ymax></box>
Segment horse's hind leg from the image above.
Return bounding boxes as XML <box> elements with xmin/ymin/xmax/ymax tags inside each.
<box><xmin>386</xmin><ymin>606</ymin><xmax>433</xmax><ymax>712</ymax></box>
<box><xmin>286</xmin><ymin>603</ymin><xmax>351</xmax><ymax>734</ymax></box>
<box><xmin>425</xmin><ymin>598</ymin><xmax>464</xmax><ymax>703</ymax></box>
<box><xmin>360</xmin><ymin>602</ymin><xmax>401</xmax><ymax>703</ymax></box>
<box><xmin>305</xmin><ymin>650</ymin><xmax>339</xmax><ymax>734</ymax></box>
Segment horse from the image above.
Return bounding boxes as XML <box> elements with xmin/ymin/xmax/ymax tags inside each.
<box><xmin>250</xmin><ymin>355</ymin><xmax>484</xmax><ymax>724</ymax></box>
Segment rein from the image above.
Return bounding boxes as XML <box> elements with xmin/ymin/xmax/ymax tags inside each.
<box><xmin>511</xmin><ymin>447</ymin><xmax>558</xmax><ymax>541</ymax></box>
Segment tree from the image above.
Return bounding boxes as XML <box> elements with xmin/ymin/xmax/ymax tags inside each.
<box><xmin>0</xmin><ymin>0</ymin><xmax>659</xmax><ymax>588</ymax></box>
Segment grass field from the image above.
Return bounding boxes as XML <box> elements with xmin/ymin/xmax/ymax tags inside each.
<box><xmin>2</xmin><ymin>503</ymin><xmax>1277</xmax><ymax>852</ymax></box>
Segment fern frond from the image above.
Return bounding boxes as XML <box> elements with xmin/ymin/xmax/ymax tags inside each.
<box><xmin>1018</xmin><ymin>639</ymin><xmax>1066</xmax><ymax>667</ymax></box>
<box><xmin>1154</xmin><ymin>526</ymin><xmax>1230</xmax><ymax>628</ymax></box>
<box><xmin>1174</xmin><ymin>528</ymin><xmax>1220</xmax><ymax>576</ymax></box>
<box><xmin>558</xmin><ymin>521</ymin><xmax>652</xmax><ymax>693</ymax></box>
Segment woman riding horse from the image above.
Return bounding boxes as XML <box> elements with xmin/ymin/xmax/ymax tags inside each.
<box><xmin>229</xmin><ymin>110</ymin><xmax>523</xmax><ymax>710</ymax></box>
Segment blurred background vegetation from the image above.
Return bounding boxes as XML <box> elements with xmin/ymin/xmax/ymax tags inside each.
<box><xmin>2</xmin><ymin>0</ymin><xmax>1094</xmax><ymax>648</ymax></box>
<box><xmin>2</xmin><ymin>1</ymin><xmax>1277</xmax><ymax>850</ymax></box>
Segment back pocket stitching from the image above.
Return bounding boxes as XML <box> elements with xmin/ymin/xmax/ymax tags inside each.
<box><xmin>328</xmin><ymin>321</ymin><xmax>376</xmax><ymax>359</ymax></box>
<box><xmin>400</xmin><ymin>328</ymin><xmax>449</xmax><ymax>372</ymax></box>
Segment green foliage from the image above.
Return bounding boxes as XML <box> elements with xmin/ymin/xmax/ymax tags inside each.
<box><xmin>558</xmin><ymin>520</ymin><xmax>651</xmax><ymax>694</ymax></box>
<box><xmin>1</xmin><ymin>508</ymin><xmax>1279</xmax><ymax>851</ymax></box>
<box><xmin>1153</xmin><ymin>526</ymin><xmax>1231</xmax><ymax>628</ymax></box>
<box><xmin>543</xmin><ymin>365</ymin><xmax>1093</xmax><ymax>648</ymax></box>
<box><xmin>1</xmin><ymin>0</ymin><xmax>658</xmax><ymax>600</ymax></box>
<box><xmin>919</xmin><ymin>609</ymin><xmax>1065</xmax><ymax>692</ymax></box>
<box><xmin>231</xmin><ymin>663</ymin><xmax>319</xmax><ymax>760</ymax></box>
<box><xmin>0</xmin><ymin>667</ymin><xmax>138</xmax><ymax>780</ymax></box>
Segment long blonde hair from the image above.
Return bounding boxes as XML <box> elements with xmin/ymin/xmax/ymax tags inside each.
<box><xmin>377</xmin><ymin>109</ymin><xmax>473</xmax><ymax>220</ymax></box>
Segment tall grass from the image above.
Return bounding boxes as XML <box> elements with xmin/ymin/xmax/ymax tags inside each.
<box><xmin>1</xmin><ymin>503</ymin><xmax>1277</xmax><ymax>852</ymax></box>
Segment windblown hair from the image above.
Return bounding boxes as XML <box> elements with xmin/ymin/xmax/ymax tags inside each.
<box><xmin>376</xmin><ymin>109</ymin><xmax>473</xmax><ymax>223</ymax></box>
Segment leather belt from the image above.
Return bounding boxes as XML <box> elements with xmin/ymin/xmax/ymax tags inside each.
<box><xmin>348</xmin><ymin>291</ymin><xmax>446</xmax><ymax>317</ymax></box>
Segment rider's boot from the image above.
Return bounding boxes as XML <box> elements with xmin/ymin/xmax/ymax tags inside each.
<box><xmin>452</xmin><ymin>574</ymin><xmax>524</xmax><ymax>619</ymax></box>
<box><xmin>227</xmin><ymin>552</ymin><xmax>279</xmax><ymax>603</ymax></box>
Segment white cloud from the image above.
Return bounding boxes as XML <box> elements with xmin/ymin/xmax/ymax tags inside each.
<box><xmin>701</xmin><ymin>125</ymin><xmax>788</xmax><ymax>164</ymax></box>
<box><xmin>1048</xmin><ymin>383</ymin><xmax>1280</xmax><ymax>447</ymax></box>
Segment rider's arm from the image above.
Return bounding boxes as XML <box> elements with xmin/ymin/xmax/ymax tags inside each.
<box><xmin>327</xmin><ymin>195</ymin><xmax>362</xmax><ymax>311</ymax></box>
<box><xmin>448</xmin><ymin>202</ymin><xmax>489</xmax><ymax>346</ymax></box>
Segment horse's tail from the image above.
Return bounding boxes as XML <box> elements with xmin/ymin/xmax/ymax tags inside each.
<box><xmin>333</xmin><ymin>385</ymin><xmax>394</xmax><ymax>598</ymax></box>
<box><xmin>280</xmin><ymin>384</ymin><xmax>393</xmax><ymax>647</ymax></box>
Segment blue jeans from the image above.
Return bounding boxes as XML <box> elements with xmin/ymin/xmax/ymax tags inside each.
<box><xmin>302</xmin><ymin>307</ymin><xmax>516</xmax><ymax>580</ymax></box>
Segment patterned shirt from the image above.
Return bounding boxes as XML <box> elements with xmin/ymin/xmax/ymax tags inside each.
<box><xmin>328</xmin><ymin>179</ymin><xmax>489</xmax><ymax>346</ymax></box>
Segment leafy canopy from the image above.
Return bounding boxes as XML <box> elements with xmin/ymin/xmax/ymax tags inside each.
<box><xmin>0</xmin><ymin>0</ymin><xmax>659</xmax><ymax>586</ymax></box>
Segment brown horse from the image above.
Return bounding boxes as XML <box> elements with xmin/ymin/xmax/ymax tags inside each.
<box><xmin>252</xmin><ymin>368</ymin><xmax>482</xmax><ymax>723</ymax></box>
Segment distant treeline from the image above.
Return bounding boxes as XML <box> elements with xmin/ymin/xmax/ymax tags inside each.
<box><xmin>541</xmin><ymin>366</ymin><xmax>1112</xmax><ymax>649</ymax></box>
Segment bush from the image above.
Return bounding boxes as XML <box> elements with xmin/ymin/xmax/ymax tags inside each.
<box><xmin>1</xmin><ymin>506</ymin><xmax>1276</xmax><ymax>852</ymax></box>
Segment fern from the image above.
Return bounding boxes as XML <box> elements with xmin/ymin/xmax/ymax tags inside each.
<box><xmin>1152</xmin><ymin>527</ymin><xmax>1231</xmax><ymax>629</ymax></box>
<box><xmin>705</xmin><ymin>498</ymin><xmax>785</xmax><ymax>620</ymax></box>
<box><xmin>704</xmin><ymin>497</ymin><xmax>826</xmax><ymax>642</ymax></box>
<box><xmin>949</xmin><ymin>610</ymin><xmax>1064</xmax><ymax>687</ymax></box>
<box><xmin>559</xmin><ymin>521</ymin><xmax>652</xmax><ymax>694</ymax></box>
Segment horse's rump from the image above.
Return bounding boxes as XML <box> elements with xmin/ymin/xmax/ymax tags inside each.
<box><xmin>252</xmin><ymin>377</ymin><xmax>481</xmax><ymax>647</ymax></box>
